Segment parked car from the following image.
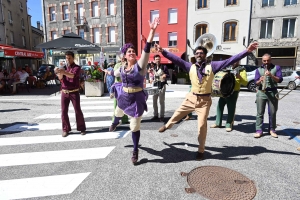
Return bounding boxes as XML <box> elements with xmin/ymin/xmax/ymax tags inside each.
<box><xmin>239</xmin><ymin>65</ymin><xmax>259</xmax><ymax>92</ymax></box>
<box><xmin>278</xmin><ymin>71</ymin><xmax>300</xmax><ymax>90</ymax></box>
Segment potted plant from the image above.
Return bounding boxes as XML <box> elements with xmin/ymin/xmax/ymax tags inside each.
<box><xmin>84</xmin><ymin>65</ymin><xmax>105</xmax><ymax>97</ymax></box>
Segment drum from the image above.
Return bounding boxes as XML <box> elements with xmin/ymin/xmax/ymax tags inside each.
<box><xmin>144</xmin><ymin>87</ymin><xmax>159</xmax><ymax>95</ymax></box>
<box><xmin>211</xmin><ymin>71</ymin><xmax>235</xmax><ymax>98</ymax></box>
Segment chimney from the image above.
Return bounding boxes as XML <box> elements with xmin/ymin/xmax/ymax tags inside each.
<box><xmin>37</xmin><ymin>21</ymin><xmax>40</xmax><ymax>29</ymax></box>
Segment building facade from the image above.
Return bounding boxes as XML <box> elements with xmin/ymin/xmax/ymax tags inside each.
<box><xmin>250</xmin><ymin>0</ymin><xmax>300</xmax><ymax>70</ymax></box>
<box><xmin>137</xmin><ymin>0</ymin><xmax>188</xmax><ymax>66</ymax></box>
<box><xmin>0</xmin><ymin>0</ymin><xmax>44</xmax><ymax>71</ymax></box>
<box><xmin>187</xmin><ymin>0</ymin><xmax>252</xmax><ymax>64</ymax></box>
<box><xmin>42</xmin><ymin>0</ymin><xmax>132</xmax><ymax>66</ymax></box>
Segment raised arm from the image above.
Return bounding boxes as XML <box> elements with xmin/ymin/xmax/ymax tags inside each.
<box><xmin>211</xmin><ymin>42</ymin><xmax>258</xmax><ymax>74</ymax></box>
<box><xmin>138</xmin><ymin>17</ymin><xmax>160</xmax><ymax>76</ymax></box>
<box><xmin>157</xmin><ymin>45</ymin><xmax>192</xmax><ymax>72</ymax></box>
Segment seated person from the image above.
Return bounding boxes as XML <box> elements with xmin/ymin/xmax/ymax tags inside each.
<box><xmin>25</xmin><ymin>65</ymin><xmax>36</xmax><ymax>87</ymax></box>
<box><xmin>7</xmin><ymin>67</ymin><xmax>19</xmax><ymax>87</ymax></box>
<box><xmin>0</xmin><ymin>70</ymin><xmax>5</xmax><ymax>90</ymax></box>
<box><xmin>12</xmin><ymin>68</ymin><xmax>29</xmax><ymax>94</ymax></box>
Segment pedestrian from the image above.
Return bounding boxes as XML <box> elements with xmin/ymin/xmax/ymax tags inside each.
<box><xmin>210</xmin><ymin>61</ymin><xmax>248</xmax><ymax>132</ymax></box>
<box><xmin>55</xmin><ymin>51</ymin><xmax>86</xmax><ymax>137</ymax></box>
<box><xmin>148</xmin><ymin>62</ymin><xmax>155</xmax><ymax>84</ymax></box>
<box><xmin>108</xmin><ymin>17</ymin><xmax>160</xmax><ymax>165</ymax></box>
<box><xmin>104</xmin><ymin>63</ymin><xmax>115</xmax><ymax>93</ymax></box>
<box><xmin>151</xmin><ymin>55</ymin><xmax>170</xmax><ymax>122</ymax></box>
<box><xmin>254</xmin><ymin>53</ymin><xmax>283</xmax><ymax>138</ymax></box>
<box><xmin>156</xmin><ymin>41</ymin><xmax>258</xmax><ymax>160</ymax></box>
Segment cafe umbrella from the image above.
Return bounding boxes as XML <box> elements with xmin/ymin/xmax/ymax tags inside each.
<box><xmin>36</xmin><ymin>32</ymin><xmax>101</xmax><ymax>52</ymax></box>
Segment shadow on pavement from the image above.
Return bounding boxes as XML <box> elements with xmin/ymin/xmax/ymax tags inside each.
<box><xmin>0</xmin><ymin>109</ymin><xmax>30</xmax><ymax>112</ymax></box>
<box><xmin>125</xmin><ymin>142</ymin><xmax>299</xmax><ymax>165</ymax></box>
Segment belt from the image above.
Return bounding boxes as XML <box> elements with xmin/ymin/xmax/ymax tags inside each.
<box><xmin>62</xmin><ymin>88</ymin><xmax>79</xmax><ymax>94</ymax></box>
<box><xmin>123</xmin><ymin>87</ymin><xmax>143</xmax><ymax>93</ymax></box>
<box><xmin>193</xmin><ymin>93</ymin><xmax>211</xmax><ymax>96</ymax></box>
<box><xmin>259</xmin><ymin>87</ymin><xmax>277</xmax><ymax>91</ymax></box>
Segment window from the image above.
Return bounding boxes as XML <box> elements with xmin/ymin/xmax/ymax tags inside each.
<box><xmin>282</xmin><ymin>18</ymin><xmax>296</xmax><ymax>38</ymax></box>
<box><xmin>226</xmin><ymin>0</ymin><xmax>237</xmax><ymax>5</ymax></box>
<box><xmin>63</xmin><ymin>5</ymin><xmax>69</xmax><ymax>20</ymax></box>
<box><xmin>168</xmin><ymin>8</ymin><xmax>177</xmax><ymax>24</ymax></box>
<box><xmin>262</xmin><ymin>0</ymin><xmax>274</xmax><ymax>7</ymax></box>
<box><xmin>198</xmin><ymin>0</ymin><xmax>207</xmax><ymax>9</ymax></box>
<box><xmin>79</xmin><ymin>29</ymin><xmax>84</xmax><ymax>39</ymax></box>
<box><xmin>8</xmin><ymin>10</ymin><xmax>12</xmax><ymax>20</ymax></box>
<box><xmin>152</xmin><ymin>33</ymin><xmax>159</xmax><ymax>47</ymax></box>
<box><xmin>108</xmin><ymin>0</ymin><xmax>115</xmax><ymax>15</ymax></box>
<box><xmin>10</xmin><ymin>31</ymin><xmax>14</xmax><ymax>44</ymax></box>
<box><xmin>93</xmin><ymin>28</ymin><xmax>100</xmax><ymax>43</ymax></box>
<box><xmin>168</xmin><ymin>32</ymin><xmax>177</xmax><ymax>47</ymax></box>
<box><xmin>260</xmin><ymin>20</ymin><xmax>273</xmax><ymax>39</ymax></box>
<box><xmin>150</xmin><ymin>10</ymin><xmax>159</xmax><ymax>22</ymax></box>
<box><xmin>21</xmin><ymin>18</ymin><xmax>24</xmax><ymax>29</ymax></box>
<box><xmin>195</xmin><ymin>24</ymin><xmax>207</xmax><ymax>42</ymax></box>
<box><xmin>22</xmin><ymin>36</ymin><xmax>26</xmax><ymax>46</ymax></box>
<box><xmin>49</xmin><ymin>7</ymin><xmax>55</xmax><ymax>21</ymax></box>
<box><xmin>92</xmin><ymin>1</ymin><xmax>99</xmax><ymax>17</ymax></box>
<box><xmin>51</xmin><ymin>31</ymin><xmax>57</xmax><ymax>40</ymax></box>
<box><xmin>77</xmin><ymin>3</ymin><xmax>84</xmax><ymax>24</ymax></box>
<box><xmin>284</xmin><ymin>0</ymin><xmax>297</xmax><ymax>5</ymax></box>
<box><xmin>224</xmin><ymin>21</ymin><xmax>237</xmax><ymax>41</ymax></box>
<box><xmin>108</xmin><ymin>27</ymin><xmax>115</xmax><ymax>43</ymax></box>
<box><xmin>64</xmin><ymin>30</ymin><xmax>70</xmax><ymax>35</ymax></box>
<box><xmin>19</xmin><ymin>2</ymin><xmax>23</xmax><ymax>10</ymax></box>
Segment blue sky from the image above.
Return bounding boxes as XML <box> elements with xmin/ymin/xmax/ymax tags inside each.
<box><xmin>27</xmin><ymin>0</ymin><xmax>43</xmax><ymax>27</ymax></box>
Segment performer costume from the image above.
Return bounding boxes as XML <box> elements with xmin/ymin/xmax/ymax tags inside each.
<box><xmin>152</xmin><ymin>63</ymin><xmax>169</xmax><ymax>120</ymax></box>
<box><xmin>60</xmin><ymin>62</ymin><xmax>86</xmax><ymax>135</ymax></box>
<box><xmin>254</xmin><ymin>64</ymin><xmax>282</xmax><ymax>137</ymax></box>
<box><xmin>159</xmin><ymin>49</ymin><xmax>250</xmax><ymax>158</ymax></box>
<box><xmin>112</xmin><ymin>62</ymin><xmax>129</xmax><ymax>123</ymax></box>
<box><xmin>213</xmin><ymin>66</ymin><xmax>248</xmax><ymax>131</ymax></box>
<box><xmin>110</xmin><ymin>42</ymin><xmax>151</xmax><ymax>164</ymax></box>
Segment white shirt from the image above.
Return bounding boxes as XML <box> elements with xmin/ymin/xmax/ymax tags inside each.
<box><xmin>19</xmin><ymin>71</ymin><xmax>29</xmax><ymax>83</ymax></box>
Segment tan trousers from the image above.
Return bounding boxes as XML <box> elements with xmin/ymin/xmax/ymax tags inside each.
<box><xmin>165</xmin><ymin>92</ymin><xmax>212</xmax><ymax>153</ymax></box>
<box><xmin>153</xmin><ymin>85</ymin><xmax>166</xmax><ymax>117</ymax></box>
<box><xmin>115</xmin><ymin>106</ymin><xmax>142</xmax><ymax>132</ymax></box>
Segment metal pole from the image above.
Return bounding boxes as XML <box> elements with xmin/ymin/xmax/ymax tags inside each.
<box><xmin>41</xmin><ymin>0</ymin><xmax>48</xmax><ymax>63</ymax></box>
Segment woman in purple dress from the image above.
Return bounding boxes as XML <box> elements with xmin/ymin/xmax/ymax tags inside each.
<box><xmin>108</xmin><ymin>17</ymin><xmax>160</xmax><ymax>165</ymax></box>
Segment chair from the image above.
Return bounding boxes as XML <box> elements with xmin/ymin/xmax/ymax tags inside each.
<box><xmin>17</xmin><ymin>77</ymin><xmax>30</xmax><ymax>93</ymax></box>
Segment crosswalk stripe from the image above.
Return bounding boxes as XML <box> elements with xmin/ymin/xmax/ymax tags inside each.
<box><xmin>68</xmin><ymin>105</ymin><xmax>152</xmax><ymax>110</ymax></box>
<box><xmin>80</xmin><ymin>101</ymin><xmax>113</xmax><ymax>105</ymax></box>
<box><xmin>0</xmin><ymin>131</ymin><xmax>130</xmax><ymax>146</ymax></box>
<box><xmin>0</xmin><ymin>173</ymin><xmax>90</xmax><ymax>200</ymax></box>
<box><xmin>0</xmin><ymin>121</ymin><xmax>112</xmax><ymax>132</ymax></box>
<box><xmin>0</xmin><ymin>147</ymin><xmax>115</xmax><ymax>167</ymax></box>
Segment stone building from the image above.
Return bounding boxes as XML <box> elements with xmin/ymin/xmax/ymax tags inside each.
<box><xmin>186</xmin><ymin>0</ymin><xmax>252</xmax><ymax>64</ymax></box>
<box><xmin>0</xmin><ymin>0</ymin><xmax>44</xmax><ymax>71</ymax></box>
<box><xmin>42</xmin><ymin>0</ymin><xmax>137</xmax><ymax>66</ymax></box>
<box><xmin>249</xmin><ymin>0</ymin><xmax>300</xmax><ymax>70</ymax></box>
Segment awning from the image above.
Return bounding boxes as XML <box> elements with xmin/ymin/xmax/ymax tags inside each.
<box><xmin>0</xmin><ymin>45</ymin><xmax>44</xmax><ymax>58</ymax></box>
<box><xmin>138</xmin><ymin>52</ymin><xmax>185</xmax><ymax>64</ymax></box>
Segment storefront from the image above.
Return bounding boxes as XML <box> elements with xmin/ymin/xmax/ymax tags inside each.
<box><xmin>0</xmin><ymin>45</ymin><xmax>44</xmax><ymax>72</ymax></box>
<box><xmin>102</xmin><ymin>47</ymin><xmax>121</xmax><ymax>64</ymax></box>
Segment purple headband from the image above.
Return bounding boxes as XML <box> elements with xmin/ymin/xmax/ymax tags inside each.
<box><xmin>121</xmin><ymin>43</ymin><xmax>135</xmax><ymax>54</ymax></box>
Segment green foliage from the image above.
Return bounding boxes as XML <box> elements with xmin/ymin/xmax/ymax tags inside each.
<box><xmin>176</xmin><ymin>72</ymin><xmax>191</xmax><ymax>84</ymax></box>
<box><xmin>86</xmin><ymin>66</ymin><xmax>104</xmax><ymax>82</ymax></box>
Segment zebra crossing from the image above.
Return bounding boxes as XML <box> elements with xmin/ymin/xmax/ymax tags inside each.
<box><xmin>0</xmin><ymin>98</ymin><xmax>135</xmax><ymax>199</ymax></box>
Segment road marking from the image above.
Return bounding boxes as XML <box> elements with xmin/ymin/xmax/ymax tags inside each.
<box><xmin>0</xmin><ymin>131</ymin><xmax>130</xmax><ymax>146</ymax></box>
<box><xmin>0</xmin><ymin>173</ymin><xmax>90</xmax><ymax>200</ymax></box>
<box><xmin>0</xmin><ymin>121</ymin><xmax>112</xmax><ymax>132</ymax></box>
<box><xmin>0</xmin><ymin>147</ymin><xmax>115</xmax><ymax>167</ymax></box>
<box><xmin>80</xmin><ymin>100</ymin><xmax>113</xmax><ymax>105</ymax></box>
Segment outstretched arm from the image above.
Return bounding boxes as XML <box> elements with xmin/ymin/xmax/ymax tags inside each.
<box><xmin>156</xmin><ymin>44</ymin><xmax>192</xmax><ymax>72</ymax></box>
<box><xmin>138</xmin><ymin>17</ymin><xmax>160</xmax><ymax>76</ymax></box>
<box><xmin>211</xmin><ymin>42</ymin><xmax>258</xmax><ymax>74</ymax></box>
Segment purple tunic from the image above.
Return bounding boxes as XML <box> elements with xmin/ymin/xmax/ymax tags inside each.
<box><xmin>111</xmin><ymin>64</ymin><xmax>148</xmax><ymax>118</ymax></box>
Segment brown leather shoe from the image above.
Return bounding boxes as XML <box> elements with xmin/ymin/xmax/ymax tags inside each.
<box><xmin>81</xmin><ymin>131</ymin><xmax>86</xmax><ymax>135</ymax></box>
<box><xmin>196</xmin><ymin>152</ymin><xmax>204</xmax><ymax>160</ymax></box>
<box><xmin>160</xmin><ymin>117</ymin><xmax>164</xmax><ymax>122</ymax></box>
<box><xmin>131</xmin><ymin>151</ymin><xmax>139</xmax><ymax>165</ymax></box>
<box><xmin>184</xmin><ymin>115</ymin><xmax>191</xmax><ymax>121</ymax></box>
<box><xmin>62</xmin><ymin>131</ymin><xmax>69</xmax><ymax>137</ymax></box>
<box><xmin>158</xmin><ymin>125</ymin><xmax>167</xmax><ymax>132</ymax></box>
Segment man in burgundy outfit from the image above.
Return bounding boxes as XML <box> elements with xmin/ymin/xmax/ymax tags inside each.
<box><xmin>56</xmin><ymin>51</ymin><xmax>86</xmax><ymax>137</ymax></box>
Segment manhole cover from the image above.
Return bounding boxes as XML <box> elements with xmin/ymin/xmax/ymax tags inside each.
<box><xmin>170</xmin><ymin>134</ymin><xmax>178</xmax><ymax>137</ymax></box>
<box><xmin>181</xmin><ymin>166</ymin><xmax>256</xmax><ymax>200</ymax></box>
<box><xmin>293</xmin><ymin>122</ymin><xmax>300</xmax><ymax>124</ymax></box>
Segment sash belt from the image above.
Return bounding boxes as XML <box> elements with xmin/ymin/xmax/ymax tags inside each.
<box><xmin>123</xmin><ymin>87</ymin><xmax>143</xmax><ymax>93</ymax></box>
<box><xmin>62</xmin><ymin>88</ymin><xmax>79</xmax><ymax>94</ymax></box>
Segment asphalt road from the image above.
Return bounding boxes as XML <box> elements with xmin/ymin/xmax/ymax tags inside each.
<box><xmin>0</xmin><ymin>84</ymin><xmax>299</xmax><ymax>200</ymax></box>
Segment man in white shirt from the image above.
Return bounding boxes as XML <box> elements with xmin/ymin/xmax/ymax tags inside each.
<box><xmin>12</xmin><ymin>68</ymin><xmax>29</xmax><ymax>94</ymax></box>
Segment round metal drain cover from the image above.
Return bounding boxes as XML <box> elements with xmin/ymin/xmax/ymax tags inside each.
<box><xmin>182</xmin><ymin>166</ymin><xmax>256</xmax><ymax>200</ymax></box>
<box><xmin>170</xmin><ymin>134</ymin><xmax>178</xmax><ymax>137</ymax></box>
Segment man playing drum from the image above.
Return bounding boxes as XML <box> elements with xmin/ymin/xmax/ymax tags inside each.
<box><xmin>156</xmin><ymin>42</ymin><xmax>258</xmax><ymax>160</ymax></box>
<box><xmin>210</xmin><ymin>61</ymin><xmax>248</xmax><ymax>132</ymax></box>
